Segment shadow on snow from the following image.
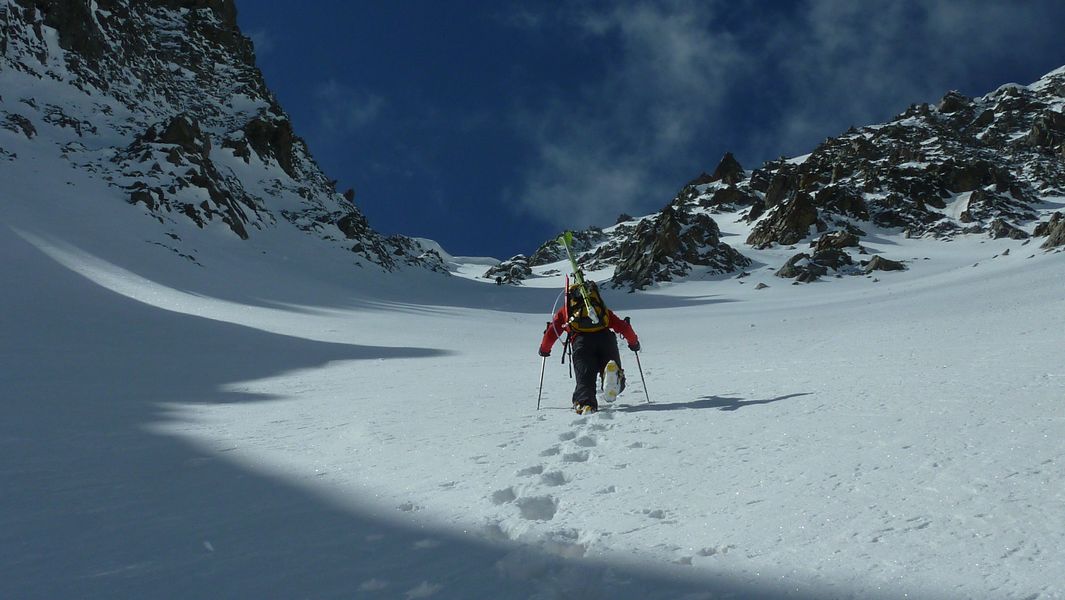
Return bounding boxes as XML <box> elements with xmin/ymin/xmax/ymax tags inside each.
<box><xmin>618</xmin><ymin>393</ymin><xmax>813</xmax><ymax>413</ymax></box>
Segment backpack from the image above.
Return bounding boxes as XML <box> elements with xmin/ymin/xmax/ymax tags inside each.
<box><xmin>566</xmin><ymin>281</ymin><xmax>609</xmax><ymax>333</ymax></box>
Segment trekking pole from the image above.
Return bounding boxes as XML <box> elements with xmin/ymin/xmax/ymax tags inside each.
<box><xmin>633</xmin><ymin>350</ymin><xmax>651</xmax><ymax>404</ymax></box>
<box><xmin>563</xmin><ymin>334</ymin><xmax>573</xmax><ymax>379</ymax></box>
<box><xmin>537</xmin><ymin>319</ymin><xmax>555</xmax><ymax>410</ymax></box>
<box><xmin>623</xmin><ymin>316</ymin><xmax>651</xmax><ymax>403</ymax></box>
<box><xmin>536</xmin><ymin>355</ymin><xmax>547</xmax><ymax>410</ymax></box>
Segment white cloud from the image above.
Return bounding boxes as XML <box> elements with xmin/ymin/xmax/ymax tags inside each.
<box><xmin>511</xmin><ymin>0</ymin><xmax>747</xmax><ymax>228</ymax></box>
<box><xmin>518</xmin><ymin>139</ymin><xmax>650</xmax><ymax>229</ymax></box>
<box><xmin>247</xmin><ymin>28</ymin><xmax>275</xmax><ymax>58</ymax></box>
<box><xmin>313</xmin><ymin>80</ymin><xmax>386</xmax><ymax>134</ymax></box>
<box><xmin>500</xmin><ymin>7</ymin><xmax>547</xmax><ymax>30</ymax></box>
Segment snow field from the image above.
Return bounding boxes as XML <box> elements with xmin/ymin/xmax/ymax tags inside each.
<box><xmin>4</xmin><ymin>201</ymin><xmax>1063</xmax><ymax>598</ymax></box>
<box><xmin>3</xmin><ymin>141</ymin><xmax>1064</xmax><ymax>597</ymax></box>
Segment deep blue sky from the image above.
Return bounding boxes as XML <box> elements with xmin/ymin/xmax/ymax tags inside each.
<box><xmin>236</xmin><ymin>1</ymin><xmax>1065</xmax><ymax>259</ymax></box>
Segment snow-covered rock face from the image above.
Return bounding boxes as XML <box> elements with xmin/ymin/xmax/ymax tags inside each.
<box><xmin>0</xmin><ymin>0</ymin><xmax>439</xmax><ymax>272</ymax></box>
<box><xmin>504</xmin><ymin>66</ymin><xmax>1065</xmax><ymax>291</ymax></box>
<box><xmin>603</xmin><ymin>206</ymin><xmax>750</xmax><ymax>291</ymax></box>
<box><xmin>705</xmin><ymin>68</ymin><xmax>1065</xmax><ymax>269</ymax></box>
<box><xmin>744</xmin><ymin>79</ymin><xmax>1065</xmax><ymax>244</ymax></box>
<box><xmin>528</xmin><ymin>228</ymin><xmax>609</xmax><ymax>267</ymax></box>
<box><xmin>483</xmin><ymin>254</ymin><xmax>532</xmax><ymax>285</ymax></box>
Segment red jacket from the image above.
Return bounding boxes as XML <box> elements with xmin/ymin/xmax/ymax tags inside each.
<box><xmin>539</xmin><ymin>307</ymin><xmax>639</xmax><ymax>355</ymax></box>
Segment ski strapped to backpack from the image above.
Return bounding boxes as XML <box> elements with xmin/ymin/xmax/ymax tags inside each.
<box><xmin>557</xmin><ymin>231</ymin><xmax>608</xmax><ymax>332</ymax></box>
<box><xmin>566</xmin><ymin>280</ymin><xmax>609</xmax><ymax>332</ymax></box>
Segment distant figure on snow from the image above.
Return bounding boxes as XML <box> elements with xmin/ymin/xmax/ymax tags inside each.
<box><xmin>538</xmin><ymin>280</ymin><xmax>640</xmax><ymax>414</ymax></box>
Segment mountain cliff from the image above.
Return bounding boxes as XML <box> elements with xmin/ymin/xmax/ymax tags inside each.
<box><xmin>0</xmin><ymin>0</ymin><xmax>446</xmax><ymax>272</ymax></box>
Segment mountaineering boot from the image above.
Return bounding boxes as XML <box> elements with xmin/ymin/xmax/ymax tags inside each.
<box><xmin>575</xmin><ymin>402</ymin><xmax>600</xmax><ymax>417</ymax></box>
<box><xmin>601</xmin><ymin>360</ymin><xmax>622</xmax><ymax>403</ymax></box>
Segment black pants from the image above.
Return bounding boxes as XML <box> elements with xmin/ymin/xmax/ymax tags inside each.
<box><xmin>570</xmin><ymin>330</ymin><xmax>622</xmax><ymax>409</ymax></box>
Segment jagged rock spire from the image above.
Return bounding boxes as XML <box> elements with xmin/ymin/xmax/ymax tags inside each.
<box><xmin>710</xmin><ymin>152</ymin><xmax>744</xmax><ymax>184</ymax></box>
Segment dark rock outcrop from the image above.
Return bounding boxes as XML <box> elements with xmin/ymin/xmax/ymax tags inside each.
<box><xmin>1034</xmin><ymin>212</ymin><xmax>1062</xmax><ymax>236</ymax></box>
<box><xmin>484</xmin><ymin>255</ymin><xmax>532</xmax><ymax>285</ymax></box>
<box><xmin>813</xmin><ymin>231</ymin><xmax>861</xmax><ymax>251</ymax></box>
<box><xmin>19</xmin><ymin>0</ymin><xmax>108</xmax><ymax>61</ymax></box>
<box><xmin>814</xmin><ymin>185</ymin><xmax>869</xmax><ymax>220</ymax></box>
<box><xmin>863</xmin><ymin>255</ymin><xmax>906</xmax><ymax>273</ymax></box>
<box><xmin>1024</xmin><ymin>110</ymin><xmax>1065</xmax><ymax>150</ymax></box>
<box><xmin>811</xmin><ymin>248</ymin><xmax>853</xmax><ymax>270</ymax></box>
<box><xmin>162</xmin><ymin>0</ymin><xmax>238</xmax><ymax>29</ymax></box>
<box><xmin>775</xmin><ymin>253</ymin><xmax>826</xmax><ymax>283</ymax></box>
<box><xmin>1037</xmin><ymin>212</ymin><xmax>1065</xmax><ymax>248</ymax></box>
<box><xmin>529</xmin><ymin>228</ymin><xmax>608</xmax><ymax>267</ymax></box>
<box><xmin>938</xmin><ymin>90</ymin><xmax>972</xmax><ymax>114</ymax></box>
<box><xmin>988</xmin><ymin>218</ymin><xmax>1029</xmax><ymax>240</ymax></box>
<box><xmin>763</xmin><ymin>171</ymin><xmax>797</xmax><ymax>210</ymax></box>
<box><xmin>776</xmin><ymin>249</ymin><xmax>855</xmax><ymax>283</ymax></box>
<box><xmin>703</xmin><ymin>185</ymin><xmax>756</xmax><ymax>210</ymax></box>
<box><xmin>941</xmin><ymin>160</ymin><xmax>1007</xmax><ymax>194</ymax></box>
<box><xmin>688</xmin><ymin>172</ymin><xmax>715</xmax><ymax>186</ymax></box>
<box><xmin>157</xmin><ymin>114</ymin><xmax>211</xmax><ymax>156</ymax></box>
<box><xmin>747</xmin><ymin>192</ymin><xmax>820</xmax><ymax>248</ymax></box>
<box><xmin>709</xmin><ymin>152</ymin><xmax>744</xmax><ymax>184</ymax></box>
<box><xmin>611</xmin><ymin>207</ymin><xmax>749</xmax><ymax>291</ymax></box>
<box><xmin>2</xmin><ymin>113</ymin><xmax>38</xmax><ymax>139</ymax></box>
<box><xmin>242</xmin><ymin>115</ymin><xmax>298</xmax><ymax>178</ymax></box>
<box><xmin>120</xmin><ymin>115</ymin><xmax>257</xmax><ymax>239</ymax></box>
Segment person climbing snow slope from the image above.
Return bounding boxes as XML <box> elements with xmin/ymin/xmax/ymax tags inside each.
<box><xmin>539</xmin><ymin>280</ymin><xmax>640</xmax><ymax>414</ymax></box>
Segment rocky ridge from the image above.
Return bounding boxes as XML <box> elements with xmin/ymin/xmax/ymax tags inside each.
<box><xmin>493</xmin><ymin>67</ymin><xmax>1065</xmax><ymax>290</ymax></box>
<box><xmin>0</xmin><ymin>0</ymin><xmax>445</xmax><ymax>272</ymax></box>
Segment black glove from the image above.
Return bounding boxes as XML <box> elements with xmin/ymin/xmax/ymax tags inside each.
<box><xmin>539</xmin><ymin>348</ymin><xmax>551</xmax><ymax>357</ymax></box>
<box><xmin>628</xmin><ymin>342</ymin><xmax>641</xmax><ymax>352</ymax></box>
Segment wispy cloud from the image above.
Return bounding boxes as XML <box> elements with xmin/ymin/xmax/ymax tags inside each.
<box><xmin>511</xmin><ymin>0</ymin><xmax>746</xmax><ymax>229</ymax></box>
<box><xmin>313</xmin><ymin>80</ymin><xmax>386</xmax><ymax>134</ymax></box>
<box><xmin>247</xmin><ymin>28</ymin><xmax>275</xmax><ymax>58</ymax></box>
<box><xmin>499</xmin><ymin>6</ymin><xmax>548</xmax><ymax>30</ymax></box>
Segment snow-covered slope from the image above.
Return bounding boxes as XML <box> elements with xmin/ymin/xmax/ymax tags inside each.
<box><xmin>4</xmin><ymin>196</ymin><xmax>1064</xmax><ymax>598</ymax></box>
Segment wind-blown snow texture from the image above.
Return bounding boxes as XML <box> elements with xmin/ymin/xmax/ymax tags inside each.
<box><xmin>3</xmin><ymin>2</ymin><xmax>1065</xmax><ymax>599</ymax></box>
